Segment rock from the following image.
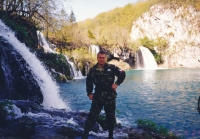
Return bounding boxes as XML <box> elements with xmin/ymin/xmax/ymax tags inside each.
<box><xmin>0</xmin><ymin>103</ymin><xmax>177</xmax><ymax>139</ymax></box>
<box><xmin>130</xmin><ymin>4</ymin><xmax>200</xmax><ymax>68</ymax></box>
<box><xmin>57</xmin><ymin>126</ymin><xmax>82</xmax><ymax>138</ymax></box>
<box><xmin>108</xmin><ymin>60</ymin><xmax>131</xmax><ymax>70</ymax></box>
<box><xmin>0</xmin><ymin>38</ymin><xmax>43</xmax><ymax>104</ymax></box>
<box><xmin>13</xmin><ymin>116</ymin><xmax>36</xmax><ymax>138</ymax></box>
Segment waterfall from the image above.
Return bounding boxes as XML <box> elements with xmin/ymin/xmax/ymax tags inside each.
<box><xmin>89</xmin><ymin>44</ymin><xmax>100</xmax><ymax>55</ymax></box>
<box><xmin>65</xmin><ymin>56</ymin><xmax>85</xmax><ymax>79</ymax></box>
<box><xmin>37</xmin><ymin>31</ymin><xmax>56</xmax><ymax>53</ymax></box>
<box><xmin>38</xmin><ymin>31</ymin><xmax>84</xmax><ymax>79</ymax></box>
<box><xmin>136</xmin><ymin>46</ymin><xmax>158</xmax><ymax>69</ymax></box>
<box><xmin>0</xmin><ymin>20</ymin><xmax>69</xmax><ymax>110</ymax></box>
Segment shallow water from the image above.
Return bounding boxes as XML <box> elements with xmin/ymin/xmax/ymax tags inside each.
<box><xmin>59</xmin><ymin>68</ymin><xmax>200</xmax><ymax>138</ymax></box>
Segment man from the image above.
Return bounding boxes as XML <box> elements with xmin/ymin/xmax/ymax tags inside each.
<box><xmin>82</xmin><ymin>50</ymin><xmax>126</xmax><ymax>139</ymax></box>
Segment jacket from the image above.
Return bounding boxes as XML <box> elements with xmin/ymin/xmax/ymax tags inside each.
<box><xmin>86</xmin><ymin>63</ymin><xmax>126</xmax><ymax>96</ymax></box>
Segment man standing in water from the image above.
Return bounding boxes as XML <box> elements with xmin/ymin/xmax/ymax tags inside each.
<box><xmin>82</xmin><ymin>50</ymin><xmax>126</xmax><ymax>139</ymax></box>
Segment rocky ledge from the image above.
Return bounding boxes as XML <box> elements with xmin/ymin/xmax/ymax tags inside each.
<box><xmin>0</xmin><ymin>100</ymin><xmax>176</xmax><ymax>139</ymax></box>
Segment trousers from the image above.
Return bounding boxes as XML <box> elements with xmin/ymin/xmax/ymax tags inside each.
<box><xmin>84</xmin><ymin>91</ymin><xmax>116</xmax><ymax>132</ymax></box>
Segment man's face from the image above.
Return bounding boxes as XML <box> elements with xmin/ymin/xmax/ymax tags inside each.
<box><xmin>97</xmin><ymin>53</ymin><xmax>106</xmax><ymax>66</ymax></box>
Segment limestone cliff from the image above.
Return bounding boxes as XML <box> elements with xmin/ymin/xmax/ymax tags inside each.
<box><xmin>130</xmin><ymin>4</ymin><xmax>200</xmax><ymax>68</ymax></box>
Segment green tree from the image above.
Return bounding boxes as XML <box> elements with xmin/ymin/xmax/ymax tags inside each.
<box><xmin>1</xmin><ymin>0</ymin><xmax>69</xmax><ymax>31</ymax></box>
<box><xmin>69</xmin><ymin>10</ymin><xmax>76</xmax><ymax>23</ymax></box>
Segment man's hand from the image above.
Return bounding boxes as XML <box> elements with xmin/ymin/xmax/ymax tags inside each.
<box><xmin>112</xmin><ymin>83</ymin><xmax>118</xmax><ymax>91</ymax></box>
<box><xmin>88</xmin><ymin>94</ymin><xmax>93</xmax><ymax>100</ymax></box>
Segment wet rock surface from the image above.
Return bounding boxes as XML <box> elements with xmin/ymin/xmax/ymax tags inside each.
<box><xmin>0</xmin><ymin>100</ymin><xmax>167</xmax><ymax>139</ymax></box>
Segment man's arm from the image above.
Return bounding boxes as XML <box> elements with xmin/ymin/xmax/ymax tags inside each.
<box><xmin>114</xmin><ymin>66</ymin><xmax>126</xmax><ymax>86</ymax></box>
<box><xmin>86</xmin><ymin>68</ymin><xmax>94</xmax><ymax>96</ymax></box>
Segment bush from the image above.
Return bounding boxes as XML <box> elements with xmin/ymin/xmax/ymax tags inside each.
<box><xmin>140</xmin><ymin>36</ymin><xmax>155</xmax><ymax>50</ymax></box>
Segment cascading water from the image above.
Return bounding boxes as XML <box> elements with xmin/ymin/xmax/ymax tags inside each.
<box><xmin>0</xmin><ymin>20</ymin><xmax>69</xmax><ymax>110</ymax></box>
<box><xmin>37</xmin><ymin>31</ymin><xmax>55</xmax><ymax>53</ymax></box>
<box><xmin>89</xmin><ymin>44</ymin><xmax>100</xmax><ymax>55</ymax></box>
<box><xmin>136</xmin><ymin>46</ymin><xmax>158</xmax><ymax>69</ymax></box>
<box><xmin>38</xmin><ymin>31</ymin><xmax>84</xmax><ymax>79</ymax></box>
<box><xmin>65</xmin><ymin>56</ymin><xmax>85</xmax><ymax>79</ymax></box>
<box><xmin>0</xmin><ymin>36</ymin><xmax>43</xmax><ymax>102</ymax></box>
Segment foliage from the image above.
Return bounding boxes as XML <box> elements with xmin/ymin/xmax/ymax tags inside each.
<box><xmin>60</xmin><ymin>47</ymin><xmax>97</xmax><ymax>66</ymax></box>
<box><xmin>0</xmin><ymin>0</ymin><xmax>67</xmax><ymax>23</ymax></box>
<box><xmin>2</xmin><ymin>0</ymin><xmax>200</xmax><ymax>49</ymax></box>
<box><xmin>0</xmin><ymin>6</ymin><xmax>73</xmax><ymax>82</ymax></box>
<box><xmin>76</xmin><ymin>0</ymin><xmax>163</xmax><ymax>47</ymax></box>
<box><xmin>154</xmin><ymin>37</ymin><xmax>169</xmax><ymax>51</ymax></box>
<box><xmin>0</xmin><ymin>100</ymin><xmax>15</xmax><ymax>120</ymax></box>
<box><xmin>45</xmin><ymin>0</ymin><xmax>200</xmax><ymax>51</ymax></box>
<box><xmin>129</xmin><ymin>41</ymin><xmax>141</xmax><ymax>51</ymax></box>
<box><xmin>152</xmin><ymin>37</ymin><xmax>168</xmax><ymax>64</ymax></box>
<box><xmin>1</xmin><ymin>0</ymin><xmax>74</xmax><ymax>42</ymax></box>
<box><xmin>69</xmin><ymin>10</ymin><xmax>76</xmax><ymax>23</ymax></box>
<box><xmin>0</xmin><ymin>11</ymin><xmax>34</xmax><ymax>49</ymax></box>
<box><xmin>38</xmin><ymin>51</ymin><xmax>72</xmax><ymax>80</ymax></box>
<box><xmin>135</xmin><ymin>119</ymin><xmax>183</xmax><ymax>139</ymax></box>
<box><xmin>140</xmin><ymin>36</ymin><xmax>155</xmax><ymax>50</ymax></box>
<box><xmin>138</xmin><ymin>36</ymin><xmax>165</xmax><ymax>64</ymax></box>
<box><xmin>87</xmin><ymin>30</ymin><xmax>96</xmax><ymax>39</ymax></box>
<box><xmin>152</xmin><ymin>51</ymin><xmax>163</xmax><ymax>64</ymax></box>
<box><xmin>55</xmin><ymin>47</ymin><xmax>97</xmax><ymax>76</ymax></box>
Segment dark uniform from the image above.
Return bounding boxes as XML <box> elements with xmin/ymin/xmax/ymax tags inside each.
<box><xmin>83</xmin><ymin>63</ymin><xmax>126</xmax><ymax>138</ymax></box>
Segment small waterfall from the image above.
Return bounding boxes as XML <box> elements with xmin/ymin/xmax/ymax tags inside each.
<box><xmin>136</xmin><ymin>46</ymin><xmax>158</xmax><ymax>69</ymax></box>
<box><xmin>89</xmin><ymin>45</ymin><xmax>100</xmax><ymax>55</ymax></box>
<box><xmin>37</xmin><ymin>31</ymin><xmax>55</xmax><ymax>53</ymax></box>
<box><xmin>0</xmin><ymin>20</ymin><xmax>69</xmax><ymax>110</ymax></box>
<box><xmin>38</xmin><ymin>31</ymin><xmax>84</xmax><ymax>79</ymax></box>
<box><xmin>65</xmin><ymin>56</ymin><xmax>85</xmax><ymax>79</ymax></box>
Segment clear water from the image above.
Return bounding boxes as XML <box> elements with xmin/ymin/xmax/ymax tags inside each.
<box><xmin>59</xmin><ymin>68</ymin><xmax>200</xmax><ymax>138</ymax></box>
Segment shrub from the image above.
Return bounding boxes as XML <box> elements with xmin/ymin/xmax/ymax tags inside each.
<box><xmin>135</xmin><ymin>119</ymin><xmax>183</xmax><ymax>139</ymax></box>
<box><xmin>140</xmin><ymin>36</ymin><xmax>155</xmax><ymax>50</ymax></box>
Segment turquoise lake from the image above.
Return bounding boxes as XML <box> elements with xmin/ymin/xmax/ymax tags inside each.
<box><xmin>59</xmin><ymin>68</ymin><xmax>200</xmax><ymax>139</ymax></box>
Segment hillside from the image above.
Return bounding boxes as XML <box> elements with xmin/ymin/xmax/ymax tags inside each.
<box><xmin>76</xmin><ymin>0</ymin><xmax>162</xmax><ymax>46</ymax></box>
<box><xmin>5</xmin><ymin>0</ymin><xmax>198</xmax><ymax>70</ymax></box>
<box><xmin>130</xmin><ymin>3</ymin><xmax>200</xmax><ymax>68</ymax></box>
<box><xmin>75</xmin><ymin>1</ymin><xmax>200</xmax><ymax>68</ymax></box>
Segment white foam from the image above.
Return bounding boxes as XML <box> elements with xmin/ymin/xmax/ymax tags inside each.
<box><xmin>0</xmin><ymin>20</ymin><xmax>70</xmax><ymax>110</ymax></box>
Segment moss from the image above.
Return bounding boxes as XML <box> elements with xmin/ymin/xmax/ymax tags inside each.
<box><xmin>37</xmin><ymin>51</ymin><xmax>71</xmax><ymax>81</ymax></box>
<box><xmin>0</xmin><ymin>10</ymin><xmax>37</xmax><ymax>51</ymax></box>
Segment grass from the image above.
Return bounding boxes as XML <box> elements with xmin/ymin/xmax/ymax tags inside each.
<box><xmin>135</xmin><ymin>119</ymin><xmax>184</xmax><ymax>139</ymax></box>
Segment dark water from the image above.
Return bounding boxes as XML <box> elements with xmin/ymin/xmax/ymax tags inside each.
<box><xmin>59</xmin><ymin>68</ymin><xmax>200</xmax><ymax>138</ymax></box>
